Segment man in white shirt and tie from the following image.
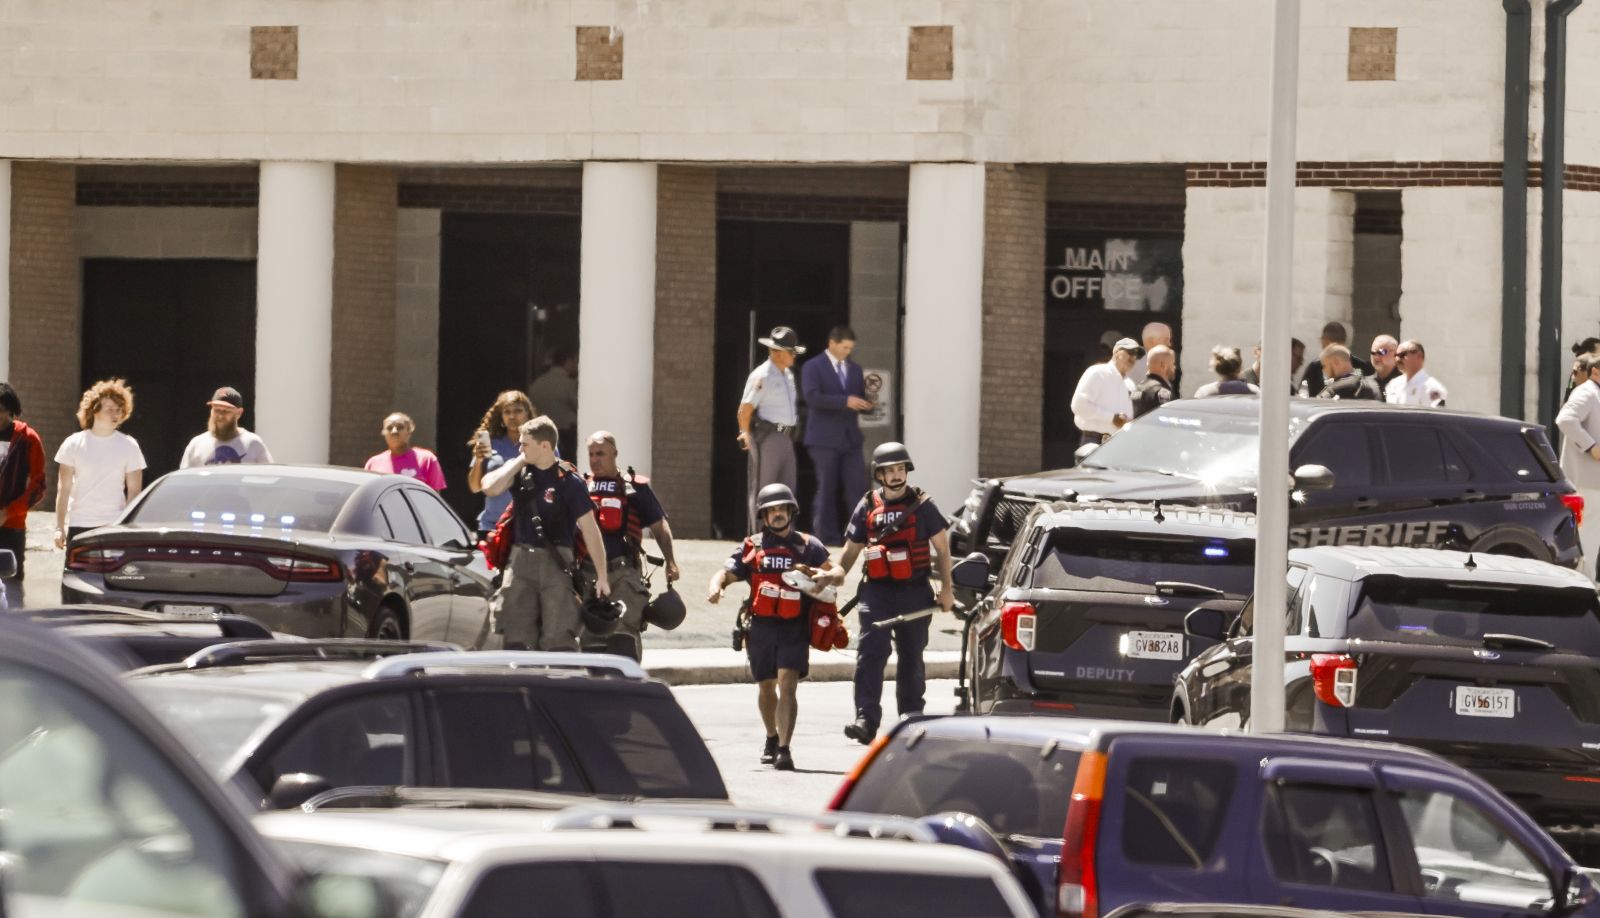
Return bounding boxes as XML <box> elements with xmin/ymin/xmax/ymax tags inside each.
<box><xmin>1557</xmin><ymin>353</ymin><xmax>1600</xmax><ymax>578</ymax></box>
<box><xmin>1071</xmin><ymin>338</ymin><xmax>1142</xmax><ymax>450</ymax></box>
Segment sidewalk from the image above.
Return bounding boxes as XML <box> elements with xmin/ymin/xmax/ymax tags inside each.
<box><xmin>640</xmin><ymin>647</ymin><xmax>961</xmax><ymax>686</ymax></box>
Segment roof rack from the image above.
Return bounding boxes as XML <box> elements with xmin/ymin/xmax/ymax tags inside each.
<box><xmin>179</xmin><ymin>639</ymin><xmax>460</xmax><ymax>670</ymax></box>
<box><xmin>545</xmin><ymin>803</ymin><xmax>935</xmax><ymax>842</ymax></box>
<box><xmin>362</xmin><ymin>651</ymin><xmax>647</xmax><ymax>681</ymax></box>
<box><xmin>302</xmin><ymin>785</ymin><xmax>624</xmax><ymax>813</ymax></box>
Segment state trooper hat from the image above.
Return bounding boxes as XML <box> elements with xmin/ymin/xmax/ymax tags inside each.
<box><xmin>757</xmin><ymin>326</ymin><xmax>807</xmax><ymax>355</ymax></box>
<box><xmin>756</xmin><ymin>483</ymin><xmax>799</xmax><ymax>513</ymax></box>
<box><xmin>871</xmin><ymin>441</ymin><xmax>915</xmax><ymax>473</ymax></box>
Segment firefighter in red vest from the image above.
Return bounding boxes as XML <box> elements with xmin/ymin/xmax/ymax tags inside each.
<box><xmin>820</xmin><ymin>442</ymin><xmax>954</xmax><ymax>744</ymax></box>
<box><xmin>576</xmin><ymin>431</ymin><xmax>679</xmax><ymax>661</ymax></box>
<box><xmin>707</xmin><ymin>483</ymin><xmax>833</xmax><ymax>772</ymax></box>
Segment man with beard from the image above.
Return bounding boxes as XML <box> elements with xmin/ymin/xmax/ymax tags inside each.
<box><xmin>179</xmin><ymin>387</ymin><xmax>273</xmax><ymax>468</ymax></box>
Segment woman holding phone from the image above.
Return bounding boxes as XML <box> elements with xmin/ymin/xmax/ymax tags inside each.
<box><xmin>466</xmin><ymin>390</ymin><xmax>535</xmax><ymax>539</ymax></box>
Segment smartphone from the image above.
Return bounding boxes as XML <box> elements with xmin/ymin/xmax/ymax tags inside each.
<box><xmin>475</xmin><ymin>430</ymin><xmax>491</xmax><ymax>449</ymax></box>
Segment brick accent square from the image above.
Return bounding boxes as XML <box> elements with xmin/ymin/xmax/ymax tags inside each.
<box><xmin>1348</xmin><ymin>27</ymin><xmax>1396</xmax><ymax>81</ymax></box>
<box><xmin>251</xmin><ymin>26</ymin><xmax>298</xmax><ymax>80</ymax></box>
<box><xmin>907</xmin><ymin>25</ymin><xmax>953</xmax><ymax>80</ymax></box>
<box><xmin>576</xmin><ymin>26</ymin><xmax>624</xmax><ymax>81</ymax></box>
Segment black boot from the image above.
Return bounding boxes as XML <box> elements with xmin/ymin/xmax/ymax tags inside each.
<box><xmin>760</xmin><ymin>735</ymin><xmax>778</xmax><ymax>765</ymax></box>
<box><xmin>843</xmin><ymin>717</ymin><xmax>876</xmax><ymax>745</ymax></box>
<box><xmin>774</xmin><ymin>745</ymin><xmax>795</xmax><ymax>771</ymax></box>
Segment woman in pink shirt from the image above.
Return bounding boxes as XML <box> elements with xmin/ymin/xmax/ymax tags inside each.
<box><xmin>364</xmin><ymin>412</ymin><xmax>446</xmax><ymax>490</ymax></box>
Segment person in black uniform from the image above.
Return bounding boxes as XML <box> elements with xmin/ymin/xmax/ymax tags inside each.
<box><xmin>1301</xmin><ymin>321</ymin><xmax>1373</xmax><ymax>397</ymax></box>
<box><xmin>1133</xmin><ymin>345</ymin><xmax>1177</xmax><ymax>418</ymax></box>
<box><xmin>819</xmin><ymin>442</ymin><xmax>955</xmax><ymax>745</ymax></box>
<box><xmin>707</xmin><ymin>483</ymin><xmax>833</xmax><ymax>771</ymax></box>
<box><xmin>1315</xmin><ymin>344</ymin><xmax>1381</xmax><ymax>401</ymax></box>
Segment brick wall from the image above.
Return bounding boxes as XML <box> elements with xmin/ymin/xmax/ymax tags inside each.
<box><xmin>979</xmin><ymin>164</ymin><xmax>1045</xmax><ymax>477</ymax></box>
<box><xmin>9</xmin><ymin>162</ymin><xmax>78</xmax><ymax>485</ymax></box>
<box><xmin>395</xmin><ymin>209</ymin><xmax>441</xmax><ymax>449</ymax></box>
<box><xmin>329</xmin><ymin>165</ymin><xmax>398</xmax><ymax>467</ymax></box>
<box><xmin>651</xmin><ymin>166</ymin><xmax>717</xmax><ymax>538</ymax></box>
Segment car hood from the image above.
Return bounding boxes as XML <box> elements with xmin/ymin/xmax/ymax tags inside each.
<box><xmin>996</xmin><ymin>467</ymin><xmax>1256</xmax><ymax>509</ymax></box>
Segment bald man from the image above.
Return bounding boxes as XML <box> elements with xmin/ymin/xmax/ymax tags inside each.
<box><xmin>1129</xmin><ymin>321</ymin><xmax>1173</xmax><ymax>383</ymax></box>
<box><xmin>1133</xmin><ymin>345</ymin><xmax>1177</xmax><ymax>418</ymax></box>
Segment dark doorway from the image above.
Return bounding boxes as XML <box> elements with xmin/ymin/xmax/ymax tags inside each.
<box><xmin>436</xmin><ymin>212</ymin><xmax>580</xmax><ymax>524</ymax></box>
<box><xmin>713</xmin><ymin>221</ymin><xmax>851</xmax><ymax>539</ymax></box>
<box><xmin>81</xmin><ymin>259</ymin><xmax>257</xmax><ymax>482</ymax></box>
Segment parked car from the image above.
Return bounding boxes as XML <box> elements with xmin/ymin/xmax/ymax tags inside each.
<box><xmin>950</xmin><ymin>399</ymin><xmax>1582</xmax><ymax>604</ymax></box>
<box><xmin>830</xmin><ymin>715</ymin><xmax>1600</xmax><ymax>918</ymax></box>
<box><xmin>62</xmin><ymin>464</ymin><xmax>497</xmax><ymax>646</ymax></box>
<box><xmin>951</xmin><ymin>500</ymin><xmax>1253</xmax><ymax>720</ymax></box>
<box><xmin>15</xmin><ymin>603</ymin><xmax>279</xmax><ymax>669</ymax></box>
<box><xmin>256</xmin><ymin>803</ymin><xmax>1039</xmax><ymax>917</ymax></box>
<box><xmin>126</xmin><ymin>642</ymin><xmax>728</xmax><ymax>809</ymax></box>
<box><xmin>1174</xmin><ymin>546</ymin><xmax>1600</xmax><ymax>828</ymax></box>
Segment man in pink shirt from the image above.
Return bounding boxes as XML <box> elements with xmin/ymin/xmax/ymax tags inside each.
<box><xmin>365</xmin><ymin>412</ymin><xmax>447</xmax><ymax>491</ymax></box>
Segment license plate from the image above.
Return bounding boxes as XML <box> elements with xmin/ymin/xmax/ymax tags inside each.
<box><xmin>161</xmin><ymin>603</ymin><xmax>220</xmax><ymax>620</ymax></box>
<box><xmin>1123</xmin><ymin>631</ymin><xmax>1183</xmax><ymax>661</ymax></box>
<box><xmin>1455</xmin><ymin>686</ymin><xmax>1516</xmax><ymax>718</ymax></box>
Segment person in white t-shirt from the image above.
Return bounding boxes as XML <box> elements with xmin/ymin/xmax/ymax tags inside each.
<box><xmin>179</xmin><ymin>386</ymin><xmax>273</xmax><ymax>468</ymax></box>
<box><xmin>53</xmin><ymin>378</ymin><xmax>148</xmax><ymax>548</ymax></box>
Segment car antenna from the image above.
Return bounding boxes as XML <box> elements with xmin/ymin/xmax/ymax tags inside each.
<box><xmin>1464</xmin><ymin>553</ymin><xmax>1477</xmax><ymax>572</ymax></box>
<box><xmin>1152</xmin><ymin>499</ymin><xmax>1166</xmax><ymax>524</ymax></box>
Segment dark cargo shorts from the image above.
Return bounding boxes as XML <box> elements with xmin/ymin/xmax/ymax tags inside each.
<box><xmin>746</xmin><ymin>615</ymin><xmax>809</xmax><ymax>681</ymax></box>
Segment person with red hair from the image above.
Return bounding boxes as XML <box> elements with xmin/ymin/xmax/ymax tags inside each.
<box><xmin>53</xmin><ymin>378</ymin><xmax>146</xmax><ymax>549</ymax></box>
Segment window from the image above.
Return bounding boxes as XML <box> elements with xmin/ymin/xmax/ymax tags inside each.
<box><xmin>256</xmin><ymin>694</ymin><xmax>415</xmax><ymax>793</ymax></box>
<box><xmin>1395</xmin><ymin>788</ymin><xmax>1553</xmax><ymax>909</ymax></box>
<box><xmin>839</xmin><ymin>735</ymin><xmax>1080</xmax><ymax>838</ymax></box>
<box><xmin>1293</xmin><ymin>423</ymin><xmax>1371</xmax><ymax>489</ymax></box>
<box><xmin>1120</xmin><ymin>758</ymin><xmax>1236</xmax><ymax>867</ymax></box>
<box><xmin>815</xmin><ymin>869</ymin><xmax>1011</xmax><ymax>918</ymax></box>
<box><xmin>1439</xmin><ymin>435</ymin><xmax>1473</xmax><ymax>483</ymax></box>
<box><xmin>1347</xmin><ymin>579</ymin><xmax>1600</xmax><ymax>654</ymax></box>
<box><xmin>1264</xmin><ymin>784</ymin><xmax>1391</xmax><ymax>892</ymax></box>
<box><xmin>1283</xmin><ymin>566</ymin><xmax>1310</xmax><ymax>635</ymax></box>
<box><xmin>129</xmin><ymin>473</ymin><xmax>356</xmax><ymax>532</ymax></box>
<box><xmin>541</xmin><ymin>686</ymin><xmax>726</xmax><ymax>798</ymax></box>
<box><xmin>1032</xmin><ymin>530</ymin><xmax>1255</xmax><ymax>597</ymax></box>
<box><xmin>405</xmin><ymin>489</ymin><xmax>473</xmax><ymax>550</ymax></box>
<box><xmin>461</xmin><ymin>862</ymin><xmax>598</xmax><ymax>918</ymax></box>
<box><xmin>1479</xmin><ymin>428</ymin><xmax>1556</xmax><ymax>482</ymax></box>
<box><xmin>431</xmin><ymin>690</ymin><xmax>581</xmax><ymax>793</ymax></box>
<box><xmin>1301</xmin><ymin>575</ymin><xmax>1349</xmax><ymax>640</ymax></box>
<box><xmin>0</xmin><ymin>662</ymin><xmax>250</xmax><ymax>916</ymax></box>
<box><xmin>378</xmin><ymin>490</ymin><xmax>424</xmax><ymax>543</ymax></box>
<box><xmin>598</xmin><ymin>863</ymin><xmax>779</xmax><ymax>918</ymax></box>
<box><xmin>1242</xmin><ymin>566</ymin><xmax>1306</xmax><ymax>638</ymax></box>
<box><xmin>1376</xmin><ymin>425</ymin><xmax>1452</xmax><ymax>487</ymax></box>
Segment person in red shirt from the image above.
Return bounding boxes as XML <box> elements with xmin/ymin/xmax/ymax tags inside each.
<box><xmin>0</xmin><ymin>384</ymin><xmax>48</xmax><ymax>606</ymax></box>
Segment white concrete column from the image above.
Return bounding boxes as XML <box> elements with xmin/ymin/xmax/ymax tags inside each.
<box><xmin>0</xmin><ymin>161</ymin><xmax>11</xmax><ymax>382</ymax></box>
<box><xmin>577</xmin><ymin>162</ymin><xmax>658</xmax><ymax>471</ymax></box>
<box><xmin>904</xmin><ymin>163</ymin><xmax>985</xmax><ymax>512</ymax></box>
<box><xmin>255</xmin><ymin>162</ymin><xmax>335</xmax><ymax>464</ymax></box>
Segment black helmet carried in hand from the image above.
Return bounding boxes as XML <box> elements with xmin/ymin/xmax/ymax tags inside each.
<box><xmin>872</xmin><ymin>441</ymin><xmax>915</xmax><ymax>473</ymax></box>
<box><xmin>755</xmin><ymin>483</ymin><xmax>799</xmax><ymax>513</ymax></box>
<box><xmin>643</xmin><ymin>586</ymin><xmax>687</xmax><ymax>631</ymax></box>
<box><xmin>580</xmin><ymin>596</ymin><xmax>625</xmax><ymax>636</ymax></box>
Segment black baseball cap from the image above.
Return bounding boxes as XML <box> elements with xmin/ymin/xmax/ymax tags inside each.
<box><xmin>206</xmin><ymin>386</ymin><xmax>244</xmax><ymax>409</ymax></box>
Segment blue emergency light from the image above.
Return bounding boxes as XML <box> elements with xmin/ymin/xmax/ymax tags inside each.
<box><xmin>1203</xmin><ymin>546</ymin><xmax>1229</xmax><ymax>558</ymax></box>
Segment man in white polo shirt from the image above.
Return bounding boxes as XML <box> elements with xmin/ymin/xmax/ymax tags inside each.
<box><xmin>1071</xmin><ymin>337</ymin><xmax>1142</xmax><ymax>450</ymax></box>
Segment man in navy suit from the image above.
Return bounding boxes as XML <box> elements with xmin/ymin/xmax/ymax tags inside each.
<box><xmin>801</xmin><ymin>325</ymin><xmax>873</xmax><ymax>545</ymax></box>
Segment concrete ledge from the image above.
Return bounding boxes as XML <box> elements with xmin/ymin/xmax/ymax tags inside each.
<box><xmin>644</xmin><ymin>648</ymin><xmax>960</xmax><ymax>686</ymax></box>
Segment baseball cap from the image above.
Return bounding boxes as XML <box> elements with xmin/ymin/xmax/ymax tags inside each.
<box><xmin>206</xmin><ymin>386</ymin><xmax>244</xmax><ymax>409</ymax></box>
<box><xmin>1112</xmin><ymin>337</ymin><xmax>1146</xmax><ymax>358</ymax></box>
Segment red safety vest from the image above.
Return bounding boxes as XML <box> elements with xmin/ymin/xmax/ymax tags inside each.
<box><xmin>863</xmin><ymin>488</ymin><xmax>930</xmax><ymax>582</ymax></box>
<box><xmin>740</xmin><ymin>534</ymin><xmax>807</xmax><ymax>619</ymax></box>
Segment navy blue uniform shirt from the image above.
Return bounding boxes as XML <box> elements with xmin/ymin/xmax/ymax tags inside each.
<box><xmin>512</xmin><ymin>462</ymin><xmax>593</xmax><ymax>548</ymax></box>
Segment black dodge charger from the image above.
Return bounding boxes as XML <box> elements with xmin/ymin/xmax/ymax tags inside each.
<box><xmin>61</xmin><ymin>465</ymin><xmax>496</xmax><ymax>647</ymax></box>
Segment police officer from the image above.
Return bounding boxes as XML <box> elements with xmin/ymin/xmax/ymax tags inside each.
<box><xmin>820</xmin><ymin>442</ymin><xmax>954</xmax><ymax>745</ymax></box>
<box><xmin>576</xmin><ymin>430</ymin><xmax>679</xmax><ymax>661</ymax></box>
<box><xmin>738</xmin><ymin>326</ymin><xmax>804</xmax><ymax>531</ymax></box>
<box><xmin>480</xmin><ymin>416</ymin><xmax>608</xmax><ymax>650</ymax></box>
<box><xmin>707</xmin><ymin>483</ymin><xmax>833</xmax><ymax>771</ymax></box>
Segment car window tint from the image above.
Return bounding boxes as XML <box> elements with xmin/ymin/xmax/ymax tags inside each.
<box><xmin>127</xmin><ymin>473</ymin><xmax>356</xmax><ymax>532</ymax></box>
<box><xmin>815</xmin><ymin>869</ymin><xmax>1011</xmax><ymax>918</ymax></box>
<box><xmin>1303</xmin><ymin>575</ymin><xmax>1348</xmax><ymax>640</ymax></box>
<box><xmin>1376</xmin><ymin>425</ymin><xmax>1451</xmax><ymax>487</ymax></box>
<box><xmin>460</xmin><ymin>862</ymin><xmax>598</xmax><ymax>918</ymax></box>
<box><xmin>1439</xmin><ymin>435</ymin><xmax>1473</xmax><ymax>483</ymax></box>
<box><xmin>1239</xmin><ymin>566</ymin><xmax>1304</xmax><ymax>638</ymax></box>
<box><xmin>840</xmin><ymin>735</ymin><xmax>1079</xmax><ymax>838</ymax></box>
<box><xmin>1480</xmin><ymin>428</ymin><xmax>1556</xmax><ymax>483</ymax></box>
<box><xmin>1294</xmin><ymin>423</ymin><xmax>1371</xmax><ymax>488</ymax></box>
<box><xmin>1032</xmin><ymin>529</ymin><xmax>1255</xmax><ymax>597</ymax></box>
<box><xmin>377</xmin><ymin>490</ymin><xmax>425</xmax><ymax>543</ymax></box>
<box><xmin>431</xmin><ymin>690</ymin><xmax>582</xmax><ymax>793</ymax></box>
<box><xmin>0</xmin><ymin>662</ymin><xmax>250</xmax><ymax>917</ymax></box>
<box><xmin>256</xmin><ymin>694</ymin><xmax>415</xmax><ymax>793</ymax></box>
<box><xmin>1348</xmin><ymin>578</ymin><xmax>1600</xmax><ymax>654</ymax></box>
<box><xmin>598</xmin><ymin>862</ymin><xmax>780</xmax><ymax>918</ymax></box>
<box><xmin>540</xmin><ymin>687</ymin><xmax>724</xmax><ymax>798</ymax></box>
<box><xmin>404</xmin><ymin>489</ymin><xmax>472</xmax><ymax>550</ymax></box>
<box><xmin>1120</xmin><ymin>757</ymin><xmax>1236</xmax><ymax>868</ymax></box>
<box><xmin>1395</xmin><ymin>789</ymin><xmax>1553</xmax><ymax>909</ymax></box>
<box><xmin>1283</xmin><ymin>566</ymin><xmax>1310</xmax><ymax>635</ymax></box>
<box><xmin>1264</xmin><ymin>784</ymin><xmax>1391</xmax><ymax>892</ymax></box>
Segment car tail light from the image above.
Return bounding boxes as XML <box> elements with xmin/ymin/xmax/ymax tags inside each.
<box><xmin>264</xmin><ymin>555</ymin><xmax>342</xmax><ymax>582</ymax></box>
<box><xmin>66</xmin><ymin>546</ymin><xmax>125</xmax><ymax>572</ymax></box>
<box><xmin>1310</xmin><ymin>653</ymin><xmax>1359</xmax><ymax>708</ymax></box>
<box><xmin>826</xmin><ymin>733</ymin><xmax>890</xmax><ymax>811</ymax></box>
<box><xmin>1000</xmin><ymin>602</ymin><xmax>1036</xmax><ymax>652</ymax></box>
<box><xmin>1059</xmin><ymin>750</ymin><xmax>1106</xmax><ymax>918</ymax></box>
<box><xmin>1563</xmin><ymin>493</ymin><xmax>1585</xmax><ymax>528</ymax></box>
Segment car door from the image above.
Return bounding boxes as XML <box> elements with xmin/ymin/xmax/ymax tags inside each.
<box><xmin>403</xmin><ymin>487</ymin><xmax>494</xmax><ymax>648</ymax></box>
<box><xmin>1288</xmin><ymin>420</ymin><xmax>1382</xmax><ymax>537</ymax></box>
<box><xmin>247</xmin><ymin>690</ymin><xmax>423</xmax><ymax>798</ymax></box>
<box><xmin>1186</xmin><ymin>565</ymin><xmax>1306</xmax><ymax>728</ymax></box>
<box><xmin>375</xmin><ymin>487</ymin><xmax>455</xmax><ymax>642</ymax></box>
<box><xmin>1362</xmin><ymin>421</ymin><xmax>1474</xmax><ymax>549</ymax></box>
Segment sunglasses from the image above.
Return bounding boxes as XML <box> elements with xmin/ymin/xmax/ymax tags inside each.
<box><xmin>1370</xmin><ymin>348</ymin><xmax>1392</xmax><ymax>357</ymax></box>
<box><xmin>1396</xmin><ymin>350</ymin><xmax>1419</xmax><ymax>358</ymax></box>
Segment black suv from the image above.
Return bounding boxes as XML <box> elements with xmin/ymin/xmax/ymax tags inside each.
<box><xmin>951</xmin><ymin>501</ymin><xmax>1253</xmax><ymax>720</ymax></box>
<box><xmin>126</xmin><ymin>641</ymin><xmax>728</xmax><ymax>809</ymax></box>
<box><xmin>951</xmin><ymin>399</ymin><xmax>1582</xmax><ymax>599</ymax></box>
<box><xmin>1173</xmin><ymin>546</ymin><xmax>1600</xmax><ymax>828</ymax></box>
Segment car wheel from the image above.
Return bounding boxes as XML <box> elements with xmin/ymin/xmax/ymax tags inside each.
<box><xmin>367</xmin><ymin>603</ymin><xmax>406</xmax><ymax>641</ymax></box>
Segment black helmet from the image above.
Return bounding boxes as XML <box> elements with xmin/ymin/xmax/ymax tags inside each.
<box><xmin>872</xmin><ymin>441</ymin><xmax>915</xmax><ymax>473</ymax></box>
<box><xmin>755</xmin><ymin>483</ymin><xmax>799</xmax><ymax>513</ymax></box>
<box><xmin>580</xmin><ymin>596</ymin><xmax>624</xmax><ymax>636</ymax></box>
<box><xmin>642</xmin><ymin>586</ymin><xmax>687</xmax><ymax>631</ymax></box>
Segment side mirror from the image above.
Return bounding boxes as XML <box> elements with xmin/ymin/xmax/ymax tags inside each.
<box><xmin>1555</xmin><ymin>866</ymin><xmax>1598</xmax><ymax>914</ymax></box>
<box><xmin>1184</xmin><ymin>601</ymin><xmax>1237</xmax><ymax>642</ymax></box>
<box><xmin>267</xmin><ymin>772</ymin><xmax>334</xmax><ymax>811</ymax></box>
<box><xmin>1292</xmin><ymin>464</ymin><xmax>1336</xmax><ymax>492</ymax></box>
<box><xmin>0</xmin><ymin>549</ymin><xmax>17</xmax><ymax>579</ymax></box>
<box><xmin>1074</xmin><ymin>442</ymin><xmax>1100</xmax><ymax>463</ymax></box>
<box><xmin>951</xmin><ymin>553</ymin><xmax>992</xmax><ymax>592</ymax></box>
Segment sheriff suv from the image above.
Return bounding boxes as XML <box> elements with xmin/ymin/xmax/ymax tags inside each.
<box><xmin>1173</xmin><ymin>546</ymin><xmax>1600</xmax><ymax>829</ymax></box>
<box><xmin>949</xmin><ymin>399</ymin><xmax>1582</xmax><ymax>603</ymax></box>
<box><xmin>951</xmin><ymin>501</ymin><xmax>1253</xmax><ymax>720</ymax></box>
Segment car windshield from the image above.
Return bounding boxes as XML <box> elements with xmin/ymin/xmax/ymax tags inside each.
<box><xmin>1348</xmin><ymin>577</ymin><xmax>1600</xmax><ymax>655</ymax></box>
<box><xmin>272</xmin><ymin>840</ymin><xmax>445</xmax><ymax>918</ymax></box>
<box><xmin>1078</xmin><ymin>406</ymin><xmax>1307</xmax><ymax>490</ymax></box>
<box><xmin>130</xmin><ymin>682</ymin><xmax>295</xmax><ymax>772</ymax></box>
<box><xmin>1033</xmin><ymin>529</ymin><xmax>1256</xmax><ymax>597</ymax></box>
<box><xmin>127</xmin><ymin>472</ymin><xmax>357</xmax><ymax>533</ymax></box>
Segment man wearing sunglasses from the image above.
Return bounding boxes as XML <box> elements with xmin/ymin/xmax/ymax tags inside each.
<box><xmin>1387</xmin><ymin>340</ymin><xmax>1448</xmax><ymax>407</ymax></box>
<box><xmin>1369</xmin><ymin>334</ymin><xmax>1402</xmax><ymax>400</ymax></box>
